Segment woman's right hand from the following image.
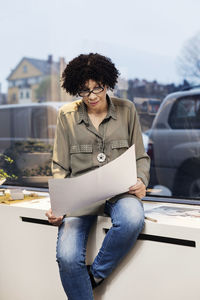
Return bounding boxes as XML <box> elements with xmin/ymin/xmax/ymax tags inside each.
<box><xmin>45</xmin><ymin>208</ymin><xmax>64</xmax><ymax>226</ymax></box>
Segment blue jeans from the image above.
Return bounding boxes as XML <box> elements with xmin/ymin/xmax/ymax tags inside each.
<box><xmin>56</xmin><ymin>197</ymin><xmax>144</xmax><ymax>300</ymax></box>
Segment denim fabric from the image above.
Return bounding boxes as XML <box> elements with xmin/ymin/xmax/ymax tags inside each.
<box><xmin>56</xmin><ymin>197</ymin><xmax>144</xmax><ymax>300</ymax></box>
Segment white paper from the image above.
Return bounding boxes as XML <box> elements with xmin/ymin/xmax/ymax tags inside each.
<box><xmin>48</xmin><ymin>144</ymin><xmax>137</xmax><ymax>216</ymax></box>
<box><xmin>145</xmin><ymin>206</ymin><xmax>200</xmax><ymax>218</ymax></box>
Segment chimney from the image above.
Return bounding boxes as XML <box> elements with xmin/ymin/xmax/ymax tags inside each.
<box><xmin>47</xmin><ymin>55</ymin><xmax>53</xmax><ymax>64</ymax></box>
<box><xmin>59</xmin><ymin>57</ymin><xmax>66</xmax><ymax>76</ymax></box>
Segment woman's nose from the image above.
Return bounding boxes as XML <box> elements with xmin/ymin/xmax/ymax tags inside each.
<box><xmin>88</xmin><ymin>92</ymin><xmax>97</xmax><ymax>100</ymax></box>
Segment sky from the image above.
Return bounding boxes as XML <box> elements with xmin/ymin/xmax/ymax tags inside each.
<box><xmin>1</xmin><ymin>0</ymin><xmax>200</xmax><ymax>93</ymax></box>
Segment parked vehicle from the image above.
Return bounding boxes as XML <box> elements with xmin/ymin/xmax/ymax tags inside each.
<box><xmin>140</xmin><ymin>99</ymin><xmax>161</xmax><ymax>115</ymax></box>
<box><xmin>142</xmin><ymin>132</ymin><xmax>149</xmax><ymax>152</ymax></box>
<box><xmin>0</xmin><ymin>102</ymin><xmax>64</xmax><ymax>187</ymax></box>
<box><xmin>0</xmin><ymin>102</ymin><xmax>63</xmax><ymax>151</ymax></box>
<box><xmin>147</xmin><ymin>87</ymin><xmax>200</xmax><ymax>199</ymax></box>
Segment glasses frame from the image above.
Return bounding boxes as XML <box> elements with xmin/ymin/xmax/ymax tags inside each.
<box><xmin>78</xmin><ymin>86</ymin><xmax>104</xmax><ymax>97</ymax></box>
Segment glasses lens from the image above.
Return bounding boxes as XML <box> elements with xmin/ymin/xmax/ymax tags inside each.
<box><xmin>79</xmin><ymin>90</ymin><xmax>90</xmax><ymax>97</ymax></box>
<box><xmin>78</xmin><ymin>86</ymin><xmax>104</xmax><ymax>97</ymax></box>
<box><xmin>92</xmin><ymin>87</ymin><xmax>104</xmax><ymax>94</ymax></box>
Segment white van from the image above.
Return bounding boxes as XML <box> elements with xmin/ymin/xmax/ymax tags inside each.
<box><xmin>0</xmin><ymin>102</ymin><xmax>64</xmax><ymax>152</ymax></box>
<box><xmin>0</xmin><ymin>102</ymin><xmax>64</xmax><ymax>187</ymax></box>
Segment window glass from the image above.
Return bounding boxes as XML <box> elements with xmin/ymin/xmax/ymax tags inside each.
<box><xmin>0</xmin><ymin>109</ymin><xmax>11</xmax><ymax>139</ymax></box>
<box><xmin>147</xmin><ymin>94</ymin><xmax>200</xmax><ymax>200</ymax></box>
<box><xmin>12</xmin><ymin>107</ymin><xmax>31</xmax><ymax>138</ymax></box>
<box><xmin>23</xmin><ymin>65</ymin><xmax>27</xmax><ymax>73</ymax></box>
<box><xmin>0</xmin><ymin>0</ymin><xmax>200</xmax><ymax>200</ymax></box>
<box><xmin>31</xmin><ymin>106</ymin><xmax>56</xmax><ymax>139</ymax></box>
<box><xmin>169</xmin><ymin>97</ymin><xmax>200</xmax><ymax>129</ymax></box>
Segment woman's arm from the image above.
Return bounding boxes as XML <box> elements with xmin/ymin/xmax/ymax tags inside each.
<box><xmin>46</xmin><ymin>109</ymin><xmax>70</xmax><ymax>225</ymax></box>
<box><xmin>51</xmin><ymin>109</ymin><xmax>71</xmax><ymax>178</ymax></box>
<box><xmin>45</xmin><ymin>208</ymin><xmax>64</xmax><ymax>226</ymax></box>
<box><xmin>128</xmin><ymin>178</ymin><xmax>146</xmax><ymax>199</ymax></box>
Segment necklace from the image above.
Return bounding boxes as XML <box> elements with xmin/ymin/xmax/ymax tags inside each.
<box><xmin>97</xmin><ymin>121</ymin><xmax>108</xmax><ymax>163</ymax></box>
<box><xmin>87</xmin><ymin>107</ymin><xmax>108</xmax><ymax>163</ymax></box>
<box><xmin>97</xmin><ymin>152</ymin><xmax>106</xmax><ymax>163</ymax></box>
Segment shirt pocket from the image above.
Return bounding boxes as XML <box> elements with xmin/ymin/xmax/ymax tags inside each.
<box><xmin>70</xmin><ymin>144</ymin><xmax>93</xmax><ymax>175</ymax></box>
<box><xmin>110</xmin><ymin>139</ymin><xmax>129</xmax><ymax>160</ymax></box>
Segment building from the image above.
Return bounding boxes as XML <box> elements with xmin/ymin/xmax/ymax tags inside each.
<box><xmin>7</xmin><ymin>55</ymin><xmax>74</xmax><ymax>104</ymax></box>
<box><xmin>0</xmin><ymin>83</ymin><xmax>7</xmax><ymax>105</ymax></box>
<box><xmin>114</xmin><ymin>77</ymin><xmax>128</xmax><ymax>99</ymax></box>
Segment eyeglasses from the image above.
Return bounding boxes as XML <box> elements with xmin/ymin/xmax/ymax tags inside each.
<box><xmin>78</xmin><ymin>86</ymin><xmax>104</xmax><ymax>97</ymax></box>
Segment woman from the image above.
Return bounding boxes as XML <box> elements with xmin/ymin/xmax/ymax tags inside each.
<box><xmin>46</xmin><ymin>53</ymin><xmax>150</xmax><ymax>300</ymax></box>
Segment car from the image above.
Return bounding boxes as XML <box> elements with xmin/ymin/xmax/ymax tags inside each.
<box><xmin>147</xmin><ymin>87</ymin><xmax>200</xmax><ymax>199</ymax></box>
<box><xmin>142</xmin><ymin>132</ymin><xmax>149</xmax><ymax>152</ymax></box>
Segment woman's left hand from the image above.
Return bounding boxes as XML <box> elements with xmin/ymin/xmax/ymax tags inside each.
<box><xmin>128</xmin><ymin>178</ymin><xmax>146</xmax><ymax>199</ymax></box>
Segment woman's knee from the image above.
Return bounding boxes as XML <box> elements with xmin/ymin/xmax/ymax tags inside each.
<box><xmin>114</xmin><ymin>197</ymin><xmax>144</xmax><ymax>234</ymax></box>
<box><xmin>56</xmin><ymin>224</ymin><xmax>85</xmax><ymax>271</ymax></box>
<box><xmin>56</xmin><ymin>247</ymin><xmax>84</xmax><ymax>272</ymax></box>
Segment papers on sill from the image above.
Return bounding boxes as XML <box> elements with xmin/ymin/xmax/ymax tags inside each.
<box><xmin>145</xmin><ymin>205</ymin><xmax>200</xmax><ymax>218</ymax></box>
<box><xmin>142</xmin><ymin>204</ymin><xmax>200</xmax><ymax>229</ymax></box>
<box><xmin>0</xmin><ymin>190</ymin><xmax>48</xmax><ymax>205</ymax></box>
<box><xmin>48</xmin><ymin>144</ymin><xmax>137</xmax><ymax>217</ymax></box>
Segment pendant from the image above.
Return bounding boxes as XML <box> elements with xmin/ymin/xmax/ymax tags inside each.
<box><xmin>97</xmin><ymin>152</ymin><xmax>106</xmax><ymax>163</ymax></box>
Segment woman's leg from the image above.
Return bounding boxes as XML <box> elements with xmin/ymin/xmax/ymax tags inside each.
<box><xmin>56</xmin><ymin>215</ymin><xmax>97</xmax><ymax>300</ymax></box>
<box><xmin>91</xmin><ymin>197</ymin><xmax>144</xmax><ymax>280</ymax></box>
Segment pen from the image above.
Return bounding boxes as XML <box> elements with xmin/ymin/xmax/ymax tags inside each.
<box><xmin>145</xmin><ymin>216</ymin><xmax>157</xmax><ymax>222</ymax></box>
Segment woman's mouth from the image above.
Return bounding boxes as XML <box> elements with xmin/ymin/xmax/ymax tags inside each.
<box><xmin>88</xmin><ymin>100</ymin><xmax>99</xmax><ymax>106</ymax></box>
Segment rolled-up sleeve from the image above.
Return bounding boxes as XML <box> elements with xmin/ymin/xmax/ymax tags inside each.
<box><xmin>129</xmin><ymin>104</ymin><xmax>150</xmax><ymax>187</ymax></box>
<box><xmin>51</xmin><ymin>109</ymin><xmax>70</xmax><ymax>178</ymax></box>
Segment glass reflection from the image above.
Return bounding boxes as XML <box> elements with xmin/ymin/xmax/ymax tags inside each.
<box><xmin>146</xmin><ymin>92</ymin><xmax>200</xmax><ymax>199</ymax></box>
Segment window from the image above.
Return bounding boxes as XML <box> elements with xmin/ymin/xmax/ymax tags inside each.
<box><xmin>23</xmin><ymin>65</ymin><xmax>28</xmax><ymax>73</ymax></box>
<box><xmin>27</xmin><ymin>77</ymin><xmax>37</xmax><ymax>85</ymax></box>
<box><xmin>8</xmin><ymin>81</ymin><xmax>15</xmax><ymax>88</ymax></box>
<box><xmin>169</xmin><ymin>97</ymin><xmax>200</xmax><ymax>129</ymax></box>
<box><xmin>19</xmin><ymin>88</ymin><xmax>31</xmax><ymax>104</ymax></box>
<box><xmin>11</xmin><ymin>93</ymin><xmax>16</xmax><ymax>102</ymax></box>
<box><xmin>1</xmin><ymin>0</ymin><xmax>200</xmax><ymax>200</ymax></box>
<box><xmin>15</xmin><ymin>79</ymin><xmax>24</xmax><ymax>86</ymax></box>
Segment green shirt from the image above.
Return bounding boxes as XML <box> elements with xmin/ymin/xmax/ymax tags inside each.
<box><xmin>51</xmin><ymin>95</ymin><xmax>150</xmax><ymax>215</ymax></box>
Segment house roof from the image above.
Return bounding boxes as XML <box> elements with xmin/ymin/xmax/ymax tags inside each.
<box><xmin>26</xmin><ymin>57</ymin><xmax>59</xmax><ymax>75</ymax></box>
<box><xmin>7</xmin><ymin>56</ymin><xmax>60</xmax><ymax>81</ymax></box>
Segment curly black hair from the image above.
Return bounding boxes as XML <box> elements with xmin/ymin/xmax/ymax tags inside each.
<box><xmin>61</xmin><ymin>53</ymin><xmax>120</xmax><ymax>95</ymax></box>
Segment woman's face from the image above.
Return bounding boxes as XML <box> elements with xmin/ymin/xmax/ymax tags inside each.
<box><xmin>80</xmin><ymin>79</ymin><xmax>108</xmax><ymax>112</ymax></box>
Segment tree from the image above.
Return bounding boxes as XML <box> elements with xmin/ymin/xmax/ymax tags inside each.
<box><xmin>177</xmin><ymin>32</ymin><xmax>200</xmax><ymax>83</ymax></box>
<box><xmin>35</xmin><ymin>76</ymin><xmax>51</xmax><ymax>102</ymax></box>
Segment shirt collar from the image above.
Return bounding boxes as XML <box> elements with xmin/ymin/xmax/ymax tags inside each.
<box><xmin>105</xmin><ymin>94</ymin><xmax>117</xmax><ymax>120</ymax></box>
<box><xmin>77</xmin><ymin>94</ymin><xmax>117</xmax><ymax>125</ymax></box>
<box><xmin>77</xmin><ymin>100</ymin><xmax>89</xmax><ymax>125</ymax></box>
